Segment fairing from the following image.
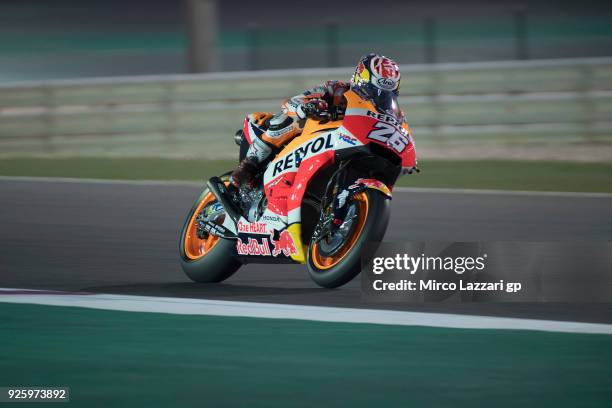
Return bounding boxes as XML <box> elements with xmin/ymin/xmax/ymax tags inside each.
<box><xmin>231</xmin><ymin>90</ymin><xmax>417</xmax><ymax>263</ymax></box>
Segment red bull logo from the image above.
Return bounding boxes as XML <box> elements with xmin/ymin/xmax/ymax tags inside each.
<box><xmin>272</xmin><ymin>230</ymin><xmax>297</xmax><ymax>257</ymax></box>
<box><xmin>236</xmin><ymin>237</ymin><xmax>271</xmax><ymax>256</ymax></box>
<box><xmin>235</xmin><ymin>229</ymin><xmax>297</xmax><ymax>257</ymax></box>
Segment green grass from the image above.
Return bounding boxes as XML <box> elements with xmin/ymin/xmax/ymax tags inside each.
<box><xmin>1</xmin><ymin>158</ymin><xmax>611</xmax><ymax>193</ymax></box>
<box><xmin>1</xmin><ymin>303</ymin><xmax>611</xmax><ymax>408</ymax></box>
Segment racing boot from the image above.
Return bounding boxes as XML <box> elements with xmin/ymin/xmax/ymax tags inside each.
<box><xmin>230</xmin><ymin>135</ymin><xmax>272</xmax><ymax>188</ymax></box>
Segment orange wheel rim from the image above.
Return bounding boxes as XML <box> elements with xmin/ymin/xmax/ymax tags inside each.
<box><xmin>311</xmin><ymin>192</ymin><xmax>369</xmax><ymax>270</ymax></box>
<box><xmin>184</xmin><ymin>191</ymin><xmax>224</xmax><ymax>260</ymax></box>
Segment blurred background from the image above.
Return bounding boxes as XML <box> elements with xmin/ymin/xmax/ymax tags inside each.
<box><xmin>1</xmin><ymin>0</ymin><xmax>612</xmax><ymax>79</ymax></box>
<box><xmin>0</xmin><ymin>0</ymin><xmax>611</xmax><ymax>184</ymax></box>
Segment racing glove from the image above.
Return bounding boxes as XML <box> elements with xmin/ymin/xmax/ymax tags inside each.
<box><xmin>300</xmin><ymin>99</ymin><xmax>329</xmax><ymax>120</ymax></box>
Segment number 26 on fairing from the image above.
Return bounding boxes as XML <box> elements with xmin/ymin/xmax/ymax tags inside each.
<box><xmin>367</xmin><ymin>122</ymin><xmax>410</xmax><ymax>153</ymax></box>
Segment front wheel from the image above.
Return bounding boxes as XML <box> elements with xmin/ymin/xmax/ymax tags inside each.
<box><xmin>179</xmin><ymin>176</ymin><xmax>241</xmax><ymax>282</ymax></box>
<box><xmin>307</xmin><ymin>189</ymin><xmax>390</xmax><ymax>288</ymax></box>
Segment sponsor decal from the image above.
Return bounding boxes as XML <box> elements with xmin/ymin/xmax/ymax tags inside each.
<box><xmin>237</xmin><ymin>220</ymin><xmax>268</xmax><ymax>234</ymax></box>
<box><xmin>366</xmin><ymin>110</ymin><xmax>402</xmax><ymax>127</ymax></box>
<box><xmin>350</xmin><ymin>178</ymin><xmax>392</xmax><ymax>197</ymax></box>
<box><xmin>261</xmin><ymin>214</ymin><xmax>282</xmax><ymax>223</ymax></box>
<box><xmin>198</xmin><ymin>219</ymin><xmax>232</xmax><ymax>238</ymax></box>
<box><xmin>272</xmin><ymin>133</ymin><xmax>334</xmax><ymax>176</ymax></box>
<box><xmin>268</xmin><ymin>125</ymin><xmax>294</xmax><ymax>137</ymax></box>
<box><xmin>235</xmin><ymin>229</ymin><xmax>297</xmax><ymax>257</ymax></box>
<box><xmin>236</xmin><ymin>237</ymin><xmax>271</xmax><ymax>256</ymax></box>
<box><xmin>272</xmin><ymin>230</ymin><xmax>297</xmax><ymax>257</ymax></box>
<box><xmin>350</xmin><ymin>178</ymin><xmax>386</xmax><ymax>190</ymax></box>
<box><xmin>376</xmin><ymin>77</ymin><xmax>396</xmax><ymax>90</ymax></box>
<box><xmin>338</xmin><ymin>133</ymin><xmax>358</xmax><ymax>145</ymax></box>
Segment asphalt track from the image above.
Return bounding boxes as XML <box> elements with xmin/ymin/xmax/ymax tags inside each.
<box><xmin>1</xmin><ymin>178</ymin><xmax>611</xmax><ymax>323</ymax></box>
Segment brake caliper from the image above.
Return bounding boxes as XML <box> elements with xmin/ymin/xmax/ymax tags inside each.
<box><xmin>196</xmin><ymin>202</ymin><xmax>224</xmax><ymax>239</ymax></box>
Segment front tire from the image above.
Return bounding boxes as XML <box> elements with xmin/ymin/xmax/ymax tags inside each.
<box><xmin>307</xmin><ymin>189</ymin><xmax>390</xmax><ymax>288</ymax></box>
<box><xmin>179</xmin><ymin>176</ymin><xmax>241</xmax><ymax>282</ymax></box>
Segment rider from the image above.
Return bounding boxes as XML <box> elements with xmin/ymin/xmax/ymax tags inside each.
<box><xmin>230</xmin><ymin>53</ymin><xmax>403</xmax><ymax>187</ymax></box>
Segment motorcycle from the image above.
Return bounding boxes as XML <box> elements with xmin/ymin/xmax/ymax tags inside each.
<box><xmin>179</xmin><ymin>89</ymin><xmax>417</xmax><ymax>288</ymax></box>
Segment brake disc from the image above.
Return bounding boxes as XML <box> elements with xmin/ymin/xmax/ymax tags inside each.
<box><xmin>317</xmin><ymin>203</ymin><xmax>359</xmax><ymax>257</ymax></box>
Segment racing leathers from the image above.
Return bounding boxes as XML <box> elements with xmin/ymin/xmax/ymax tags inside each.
<box><xmin>230</xmin><ymin>80</ymin><xmax>350</xmax><ymax>187</ymax></box>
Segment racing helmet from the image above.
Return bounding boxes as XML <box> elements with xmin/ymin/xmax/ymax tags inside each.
<box><xmin>350</xmin><ymin>53</ymin><xmax>401</xmax><ymax>116</ymax></box>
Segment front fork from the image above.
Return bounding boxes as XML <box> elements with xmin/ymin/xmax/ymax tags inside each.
<box><xmin>313</xmin><ymin>163</ymin><xmax>392</xmax><ymax>243</ymax></box>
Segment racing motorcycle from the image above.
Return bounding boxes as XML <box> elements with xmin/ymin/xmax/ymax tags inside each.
<box><xmin>179</xmin><ymin>89</ymin><xmax>417</xmax><ymax>288</ymax></box>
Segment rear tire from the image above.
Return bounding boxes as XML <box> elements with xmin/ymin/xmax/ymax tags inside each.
<box><xmin>307</xmin><ymin>189</ymin><xmax>390</xmax><ymax>288</ymax></box>
<box><xmin>179</xmin><ymin>176</ymin><xmax>241</xmax><ymax>282</ymax></box>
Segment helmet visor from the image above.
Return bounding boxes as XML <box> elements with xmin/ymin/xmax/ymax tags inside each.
<box><xmin>361</xmin><ymin>83</ymin><xmax>401</xmax><ymax>118</ymax></box>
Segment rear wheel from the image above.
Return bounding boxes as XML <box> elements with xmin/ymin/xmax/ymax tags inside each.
<box><xmin>307</xmin><ymin>189</ymin><xmax>390</xmax><ymax>288</ymax></box>
<box><xmin>179</xmin><ymin>176</ymin><xmax>241</xmax><ymax>282</ymax></box>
